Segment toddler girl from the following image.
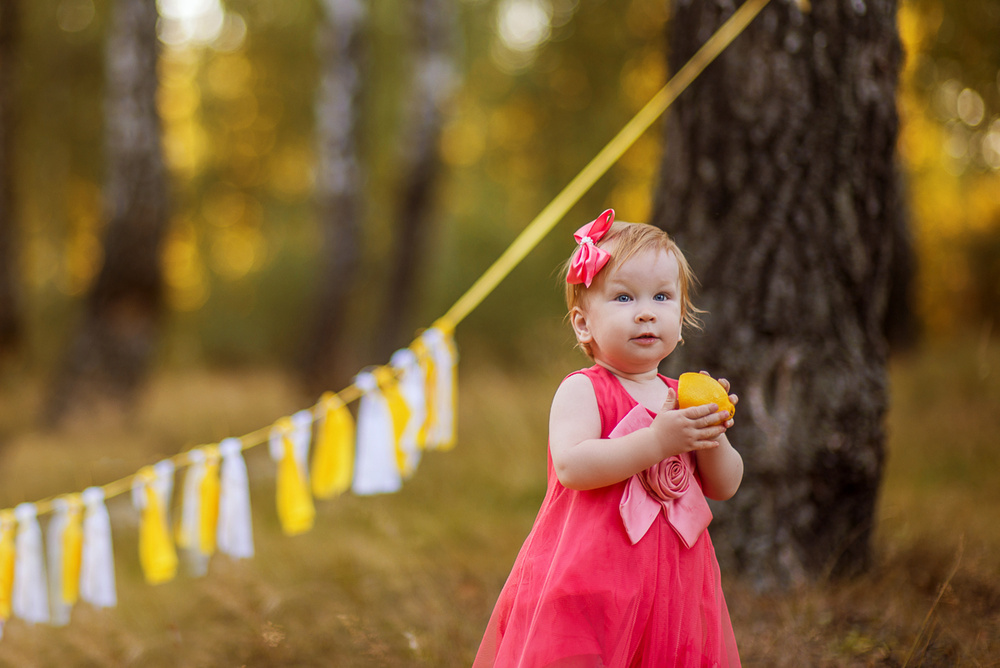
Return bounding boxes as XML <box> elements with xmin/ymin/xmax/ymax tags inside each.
<box><xmin>474</xmin><ymin>209</ymin><xmax>742</xmax><ymax>667</ymax></box>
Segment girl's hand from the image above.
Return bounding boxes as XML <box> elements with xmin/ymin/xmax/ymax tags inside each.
<box><xmin>705</xmin><ymin>371</ymin><xmax>739</xmax><ymax>430</ymax></box>
<box><xmin>650</xmin><ymin>387</ymin><xmax>730</xmax><ymax>458</ymax></box>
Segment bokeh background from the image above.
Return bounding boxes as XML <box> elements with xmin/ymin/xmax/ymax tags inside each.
<box><xmin>0</xmin><ymin>0</ymin><xmax>998</xmax><ymax>665</ymax></box>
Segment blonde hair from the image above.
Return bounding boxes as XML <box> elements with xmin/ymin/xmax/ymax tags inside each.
<box><xmin>563</xmin><ymin>221</ymin><xmax>702</xmax><ymax>358</ymax></box>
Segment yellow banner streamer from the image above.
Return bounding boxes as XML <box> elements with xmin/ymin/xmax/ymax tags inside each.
<box><xmin>61</xmin><ymin>496</ymin><xmax>84</xmax><ymax>605</ymax></box>
<box><xmin>0</xmin><ymin>510</ymin><xmax>15</xmax><ymax>624</ymax></box>
<box><xmin>311</xmin><ymin>393</ymin><xmax>356</xmax><ymax>499</ymax></box>
<box><xmin>274</xmin><ymin>418</ymin><xmax>315</xmax><ymax>536</ymax></box>
<box><xmin>136</xmin><ymin>468</ymin><xmax>178</xmax><ymax>585</ymax></box>
<box><xmin>374</xmin><ymin>366</ymin><xmax>413</xmax><ymax>477</ymax></box>
<box><xmin>199</xmin><ymin>446</ymin><xmax>221</xmax><ymax>555</ymax></box>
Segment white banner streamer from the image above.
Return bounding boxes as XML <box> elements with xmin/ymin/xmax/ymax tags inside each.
<box><xmin>13</xmin><ymin>503</ymin><xmax>49</xmax><ymax>625</ymax></box>
<box><xmin>352</xmin><ymin>371</ymin><xmax>402</xmax><ymax>495</ymax></box>
<box><xmin>218</xmin><ymin>438</ymin><xmax>254</xmax><ymax>559</ymax></box>
<box><xmin>80</xmin><ymin>487</ymin><xmax>117</xmax><ymax>609</ymax></box>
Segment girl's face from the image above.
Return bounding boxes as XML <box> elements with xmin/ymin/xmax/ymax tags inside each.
<box><xmin>571</xmin><ymin>247</ymin><xmax>683</xmax><ymax>376</ymax></box>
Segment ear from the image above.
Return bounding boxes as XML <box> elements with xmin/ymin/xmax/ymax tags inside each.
<box><xmin>570</xmin><ymin>306</ymin><xmax>593</xmax><ymax>345</ymax></box>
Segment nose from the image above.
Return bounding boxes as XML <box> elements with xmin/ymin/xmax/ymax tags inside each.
<box><xmin>635</xmin><ymin>307</ymin><xmax>656</xmax><ymax>323</ymax></box>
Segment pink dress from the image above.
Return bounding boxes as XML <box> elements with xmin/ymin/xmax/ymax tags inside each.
<box><xmin>474</xmin><ymin>365</ymin><xmax>740</xmax><ymax>668</ymax></box>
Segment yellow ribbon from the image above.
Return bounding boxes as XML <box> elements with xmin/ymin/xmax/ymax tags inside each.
<box><xmin>275</xmin><ymin>418</ymin><xmax>315</xmax><ymax>536</ymax></box>
<box><xmin>199</xmin><ymin>446</ymin><xmax>221</xmax><ymax>555</ymax></box>
<box><xmin>0</xmin><ymin>510</ymin><xmax>15</xmax><ymax>622</ymax></box>
<box><xmin>137</xmin><ymin>467</ymin><xmax>178</xmax><ymax>585</ymax></box>
<box><xmin>61</xmin><ymin>495</ymin><xmax>84</xmax><ymax>605</ymax></box>
<box><xmin>374</xmin><ymin>366</ymin><xmax>413</xmax><ymax>476</ymax></box>
<box><xmin>311</xmin><ymin>393</ymin><xmax>356</xmax><ymax>499</ymax></box>
<box><xmin>410</xmin><ymin>337</ymin><xmax>434</xmax><ymax>450</ymax></box>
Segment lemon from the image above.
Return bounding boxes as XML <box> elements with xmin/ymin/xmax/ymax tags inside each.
<box><xmin>677</xmin><ymin>372</ymin><xmax>735</xmax><ymax>418</ymax></box>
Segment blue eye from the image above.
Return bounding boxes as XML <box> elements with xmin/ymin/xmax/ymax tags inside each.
<box><xmin>615</xmin><ymin>294</ymin><xmax>631</xmax><ymax>303</ymax></box>
<box><xmin>654</xmin><ymin>293</ymin><xmax>670</xmax><ymax>302</ymax></box>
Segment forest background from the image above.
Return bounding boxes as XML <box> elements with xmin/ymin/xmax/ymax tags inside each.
<box><xmin>0</xmin><ymin>0</ymin><xmax>998</xmax><ymax>665</ymax></box>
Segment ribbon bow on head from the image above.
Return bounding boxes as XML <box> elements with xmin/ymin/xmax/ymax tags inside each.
<box><xmin>566</xmin><ymin>209</ymin><xmax>615</xmax><ymax>288</ymax></box>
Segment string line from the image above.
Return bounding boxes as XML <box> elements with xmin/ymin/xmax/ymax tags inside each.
<box><xmin>27</xmin><ymin>0</ymin><xmax>771</xmax><ymax>516</ymax></box>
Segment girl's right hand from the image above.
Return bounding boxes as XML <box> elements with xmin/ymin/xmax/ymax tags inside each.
<box><xmin>650</xmin><ymin>387</ymin><xmax>730</xmax><ymax>458</ymax></box>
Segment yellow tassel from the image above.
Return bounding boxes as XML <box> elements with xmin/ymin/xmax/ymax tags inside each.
<box><xmin>199</xmin><ymin>446</ymin><xmax>221</xmax><ymax>555</ymax></box>
<box><xmin>275</xmin><ymin>420</ymin><xmax>315</xmax><ymax>536</ymax></box>
<box><xmin>137</xmin><ymin>468</ymin><xmax>178</xmax><ymax>585</ymax></box>
<box><xmin>61</xmin><ymin>496</ymin><xmax>84</xmax><ymax>605</ymax></box>
<box><xmin>411</xmin><ymin>337</ymin><xmax>434</xmax><ymax>450</ymax></box>
<box><xmin>0</xmin><ymin>510</ymin><xmax>15</xmax><ymax>622</ymax></box>
<box><xmin>311</xmin><ymin>393</ymin><xmax>355</xmax><ymax>499</ymax></box>
<box><xmin>374</xmin><ymin>366</ymin><xmax>413</xmax><ymax>476</ymax></box>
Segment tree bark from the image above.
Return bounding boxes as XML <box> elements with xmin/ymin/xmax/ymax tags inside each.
<box><xmin>653</xmin><ymin>0</ymin><xmax>907</xmax><ymax>588</ymax></box>
<box><xmin>0</xmin><ymin>0</ymin><xmax>21</xmax><ymax>359</ymax></box>
<box><xmin>299</xmin><ymin>0</ymin><xmax>366</xmax><ymax>393</ymax></box>
<box><xmin>45</xmin><ymin>0</ymin><xmax>170</xmax><ymax>423</ymax></box>
<box><xmin>373</xmin><ymin>0</ymin><xmax>457</xmax><ymax>359</ymax></box>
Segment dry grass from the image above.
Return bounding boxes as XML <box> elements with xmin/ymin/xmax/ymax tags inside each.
<box><xmin>0</xmin><ymin>339</ymin><xmax>997</xmax><ymax>666</ymax></box>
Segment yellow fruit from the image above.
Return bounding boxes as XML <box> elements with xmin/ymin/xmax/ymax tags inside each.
<box><xmin>677</xmin><ymin>372</ymin><xmax>735</xmax><ymax>418</ymax></box>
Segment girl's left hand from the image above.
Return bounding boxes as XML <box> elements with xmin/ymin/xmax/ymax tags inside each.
<box><xmin>702</xmin><ymin>371</ymin><xmax>738</xmax><ymax>430</ymax></box>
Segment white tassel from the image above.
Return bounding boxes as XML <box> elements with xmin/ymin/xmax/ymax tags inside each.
<box><xmin>422</xmin><ymin>327</ymin><xmax>458</xmax><ymax>449</ymax></box>
<box><xmin>218</xmin><ymin>438</ymin><xmax>254</xmax><ymax>559</ymax></box>
<box><xmin>390</xmin><ymin>348</ymin><xmax>427</xmax><ymax>475</ymax></box>
<box><xmin>46</xmin><ymin>498</ymin><xmax>75</xmax><ymax>626</ymax></box>
<box><xmin>12</xmin><ymin>503</ymin><xmax>49</xmax><ymax>625</ymax></box>
<box><xmin>352</xmin><ymin>371</ymin><xmax>402</xmax><ymax>495</ymax></box>
<box><xmin>177</xmin><ymin>449</ymin><xmax>209</xmax><ymax>576</ymax></box>
<box><xmin>80</xmin><ymin>487</ymin><xmax>117</xmax><ymax>609</ymax></box>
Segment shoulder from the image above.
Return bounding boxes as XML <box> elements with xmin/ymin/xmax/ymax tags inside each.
<box><xmin>553</xmin><ymin>370</ymin><xmax>598</xmax><ymax>405</ymax></box>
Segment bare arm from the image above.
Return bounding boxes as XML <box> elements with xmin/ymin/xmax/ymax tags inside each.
<box><xmin>549</xmin><ymin>374</ymin><xmax>729</xmax><ymax>491</ymax></box>
<box><xmin>695</xmin><ymin>377</ymin><xmax>743</xmax><ymax>500</ymax></box>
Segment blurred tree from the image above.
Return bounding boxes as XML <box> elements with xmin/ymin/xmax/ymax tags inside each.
<box><xmin>45</xmin><ymin>0</ymin><xmax>169</xmax><ymax>423</ymax></box>
<box><xmin>298</xmin><ymin>0</ymin><xmax>366</xmax><ymax>392</ymax></box>
<box><xmin>654</xmin><ymin>0</ymin><xmax>911</xmax><ymax>588</ymax></box>
<box><xmin>0</xmin><ymin>0</ymin><xmax>21</xmax><ymax>359</ymax></box>
<box><xmin>374</xmin><ymin>0</ymin><xmax>457</xmax><ymax>358</ymax></box>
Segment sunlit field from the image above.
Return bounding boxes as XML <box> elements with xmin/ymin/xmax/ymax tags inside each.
<box><xmin>0</xmin><ymin>336</ymin><xmax>998</xmax><ymax>666</ymax></box>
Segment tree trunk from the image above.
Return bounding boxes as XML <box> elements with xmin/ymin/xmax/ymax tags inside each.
<box><xmin>373</xmin><ymin>0</ymin><xmax>457</xmax><ymax>359</ymax></box>
<box><xmin>653</xmin><ymin>0</ymin><xmax>907</xmax><ymax>588</ymax></box>
<box><xmin>299</xmin><ymin>0</ymin><xmax>366</xmax><ymax>393</ymax></box>
<box><xmin>0</xmin><ymin>0</ymin><xmax>21</xmax><ymax>359</ymax></box>
<box><xmin>45</xmin><ymin>0</ymin><xmax>169</xmax><ymax>423</ymax></box>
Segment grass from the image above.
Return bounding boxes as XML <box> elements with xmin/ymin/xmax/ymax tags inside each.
<box><xmin>0</xmin><ymin>337</ymin><xmax>998</xmax><ymax>666</ymax></box>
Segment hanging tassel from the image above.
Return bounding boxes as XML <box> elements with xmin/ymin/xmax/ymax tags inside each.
<box><xmin>270</xmin><ymin>416</ymin><xmax>315</xmax><ymax>536</ymax></box>
<box><xmin>352</xmin><ymin>370</ymin><xmax>402</xmax><ymax>495</ymax></box>
<box><xmin>390</xmin><ymin>348</ymin><xmax>428</xmax><ymax>476</ymax></box>
<box><xmin>12</xmin><ymin>503</ymin><xmax>49</xmax><ymax>625</ymax></box>
<box><xmin>311</xmin><ymin>393</ymin><xmax>355</xmax><ymax>499</ymax></box>
<box><xmin>374</xmin><ymin>366</ymin><xmax>413</xmax><ymax>478</ymax></box>
<box><xmin>132</xmin><ymin>465</ymin><xmax>178</xmax><ymax>585</ymax></box>
<box><xmin>199</xmin><ymin>445</ymin><xmax>221</xmax><ymax>556</ymax></box>
<box><xmin>177</xmin><ymin>449</ymin><xmax>209</xmax><ymax>576</ymax></box>
<box><xmin>46</xmin><ymin>496</ymin><xmax>83</xmax><ymax>626</ymax></box>
<box><xmin>218</xmin><ymin>438</ymin><xmax>254</xmax><ymax>559</ymax></box>
<box><xmin>80</xmin><ymin>487</ymin><xmax>116</xmax><ymax>609</ymax></box>
<box><xmin>421</xmin><ymin>326</ymin><xmax>458</xmax><ymax>450</ymax></box>
<box><xmin>0</xmin><ymin>509</ymin><xmax>15</xmax><ymax>639</ymax></box>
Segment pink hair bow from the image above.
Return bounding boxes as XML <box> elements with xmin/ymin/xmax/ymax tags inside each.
<box><xmin>566</xmin><ymin>209</ymin><xmax>615</xmax><ymax>287</ymax></box>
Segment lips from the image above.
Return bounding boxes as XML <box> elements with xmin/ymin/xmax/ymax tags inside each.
<box><xmin>631</xmin><ymin>333</ymin><xmax>659</xmax><ymax>343</ymax></box>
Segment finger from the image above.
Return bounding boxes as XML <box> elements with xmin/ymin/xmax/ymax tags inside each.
<box><xmin>718</xmin><ymin>377</ymin><xmax>730</xmax><ymax>392</ymax></box>
<box><xmin>683</xmin><ymin>403</ymin><xmax>719</xmax><ymax>420</ymax></box>
<box><xmin>661</xmin><ymin>387</ymin><xmax>678</xmax><ymax>412</ymax></box>
<box><xmin>729</xmin><ymin>393</ymin><xmax>739</xmax><ymax>406</ymax></box>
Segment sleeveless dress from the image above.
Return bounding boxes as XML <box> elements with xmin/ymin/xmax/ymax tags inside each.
<box><xmin>473</xmin><ymin>365</ymin><xmax>740</xmax><ymax>668</ymax></box>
